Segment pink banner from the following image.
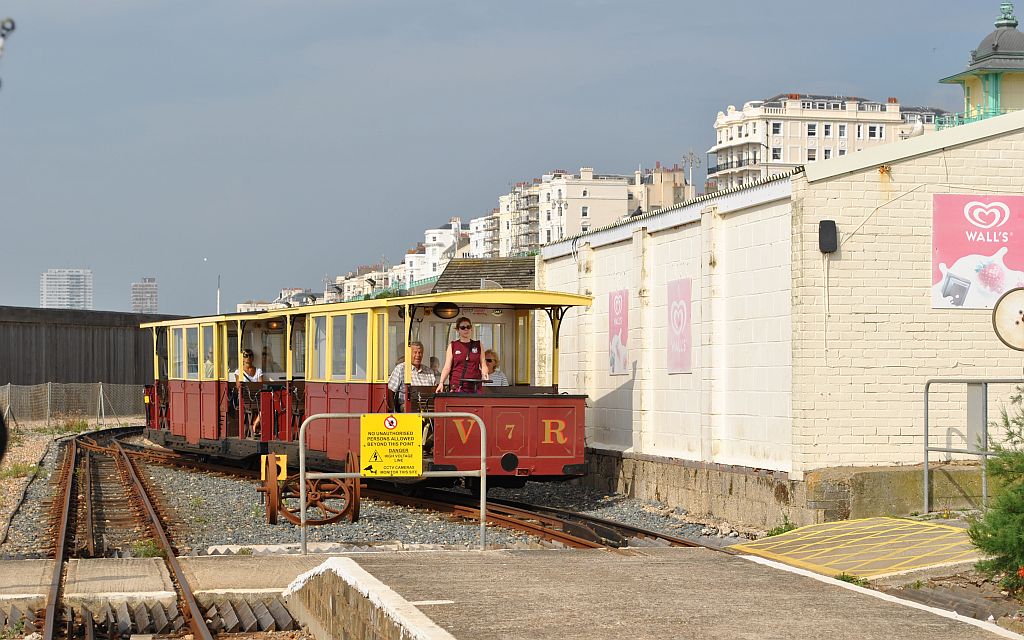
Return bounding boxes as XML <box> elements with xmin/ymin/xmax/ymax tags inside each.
<box><xmin>609</xmin><ymin>289</ymin><xmax>629</xmax><ymax>375</ymax></box>
<box><xmin>667</xmin><ymin>279</ymin><xmax>692</xmax><ymax>374</ymax></box>
<box><xmin>933</xmin><ymin>194</ymin><xmax>1024</xmax><ymax>308</ymax></box>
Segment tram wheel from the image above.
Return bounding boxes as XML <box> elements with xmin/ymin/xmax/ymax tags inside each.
<box><xmin>273</xmin><ymin>451</ymin><xmax>361</xmax><ymax>525</ymax></box>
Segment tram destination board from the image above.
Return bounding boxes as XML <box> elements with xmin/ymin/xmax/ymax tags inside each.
<box><xmin>360</xmin><ymin>413</ymin><xmax>423</xmax><ymax>477</ymax></box>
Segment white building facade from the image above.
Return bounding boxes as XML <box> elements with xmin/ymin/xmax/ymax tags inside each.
<box><xmin>40</xmin><ymin>268</ymin><xmax>94</xmax><ymax>310</ymax></box>
<box><xmin>708</xmin><ymin>93</ymin><xmax>947</xmax><ymax>191</ymax></box>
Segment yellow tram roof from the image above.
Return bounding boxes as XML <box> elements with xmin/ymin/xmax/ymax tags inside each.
<box><xmin>141</xmin><ymin>289</ymin><xmax>592</xmax><ymax>328</ymax></box>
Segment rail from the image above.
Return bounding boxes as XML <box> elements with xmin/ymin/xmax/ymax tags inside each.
<box><xmin>923</xmin><ymin>377</ymin><xmax>1023</xmax><ymax>514</ymax></box>
<box><xmin>298</xmin><ymin>411</ymin><xmax>488</xmax><ymax>553</ymax></box>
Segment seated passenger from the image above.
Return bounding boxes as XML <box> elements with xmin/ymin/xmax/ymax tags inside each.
<box><xmin>483</xmin><ymin>350</ymin><xmax>509</xmax><ymax>386</ymax></box>
<box><xmin>235</xmin><ymin>348</ymin><xmax>263</xmax><ymax>436</ymax></box>
<box><xmin>387</xmin><ymin>341</ymin><xmax>436</xmax><ymax>411</ymax></box>
<box><xmin>436</xmin><ymin>317</ymin><xmax>490</xmax><ymax>393</ymax></box>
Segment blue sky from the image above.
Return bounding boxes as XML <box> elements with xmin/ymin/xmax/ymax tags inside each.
<box><xmin>0</xmin><ymin>0</ymin><xmax>1000</xmax><ymax>314</ymax></box>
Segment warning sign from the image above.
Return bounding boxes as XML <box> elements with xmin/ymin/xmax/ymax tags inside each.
<box><xmin>360</xmin><ymin>414</ymin><xmax>422</xmax><ymax>477</ymax></box>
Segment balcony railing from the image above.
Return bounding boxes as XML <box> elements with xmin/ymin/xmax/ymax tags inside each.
<box><xmin>707</xmin><ymin>157</ymin><xmax>759</xmax><ymax>175</ymax></box>
<box><xmin>935</xmin><ymin>108</ymin><xmax>1010</xmax><ymax>130</ymax></box>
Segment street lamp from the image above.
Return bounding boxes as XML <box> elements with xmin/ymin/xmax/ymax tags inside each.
<box><xmin>203</xmin><ymin>257</ymin><xmax>221</xmax><ymax>314</ymax></box>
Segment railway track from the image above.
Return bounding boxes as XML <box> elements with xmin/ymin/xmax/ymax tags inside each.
<box><xmin>35</xmin><ymin>431</ymin><xmax>215</xmax><ymax>639</ymax></box>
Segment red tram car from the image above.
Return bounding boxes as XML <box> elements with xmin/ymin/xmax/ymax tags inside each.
<box><xmin>141</xmin><ymin>289</ymin><xmax>592</xmax><ymax>491</ymax></box>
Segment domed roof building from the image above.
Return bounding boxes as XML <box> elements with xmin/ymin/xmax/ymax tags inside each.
<box><xmin>939</xmin><ymin>2</ymin><xmax>1024</xmax><ymax>127</ymax></box>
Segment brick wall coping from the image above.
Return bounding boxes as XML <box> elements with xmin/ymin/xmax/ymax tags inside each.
<box><xmin>586</xmin><ymin>446</ymin><xmax>791</xmax><ymax>482</ymax></box>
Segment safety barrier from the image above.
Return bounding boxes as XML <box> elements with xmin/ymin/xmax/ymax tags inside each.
<box><xmin>923</xmin><ymin>377</ymin><xmax>1024</xmax><ymax>514</ymax></box>
<box><xmin>297</xmin><ymin>411</ymin><xmax>488</xmax><ymax>553</ymax></box>
<box><xmin>0</xmin><ymin>382</ymin><xmax>143</xmax><ymax>427</ymax></box>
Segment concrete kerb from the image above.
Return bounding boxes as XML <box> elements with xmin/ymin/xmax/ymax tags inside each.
<box><xmin>283</xmin><ymin>556</ymin><xmax>457</xmax><ymax>640</ymax></box>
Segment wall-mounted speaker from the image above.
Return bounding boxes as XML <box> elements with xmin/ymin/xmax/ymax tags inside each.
<box><xmin>819</xmin><ymin>220</ymin><xmax>838</xmax><ymax>254</ymax></box>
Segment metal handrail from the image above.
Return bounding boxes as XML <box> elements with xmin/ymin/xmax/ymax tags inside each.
<box><xmin>923</xmin><ymin>378</ymin><xmax>1024</xmax><ymax>514</ymax></box>
<box><xmin>298</xmin><ymin>411</ymin><xmax>488</xmax><ymax>553</ymax></box>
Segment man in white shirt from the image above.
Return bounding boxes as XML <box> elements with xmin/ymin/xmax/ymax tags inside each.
<box><xmin>388</xmin><ymin>342</ymin><xmax>437</xmax><ymax>411</ymax></box>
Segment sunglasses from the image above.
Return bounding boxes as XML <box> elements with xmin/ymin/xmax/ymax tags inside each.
<box><xmin>458</xmin><ymin>325</ymin><xmax>472</xmax><ymax>330</ymax></box>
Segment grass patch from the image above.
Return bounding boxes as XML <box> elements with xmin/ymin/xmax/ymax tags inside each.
<box><xmin>50</xmin><ymin>413</ymin><xmax>90</xmax><ymax>435</ymax></box>
<box><xmin>237</xmin><ymin>547</ymin><xmax>254</xmax><ymax>556</ymax></box>
<box><xmin>132</xmin><ymin>539</ymin><xmax>164</xmax><ymax>558</ymax></box>
<box><xmin>835</xmin><ymin>572</ymin><xmax>870</xmax><ymax>587</ymax></box>
<box><xmin>765</xmin><ymin>515</ymin><xmax>797</xmax><ymax>537</ymax></box>
<box><xmin>0</xmin><ymin>462</ymin><xmax>39</xmax><ymax>480</ymax></box>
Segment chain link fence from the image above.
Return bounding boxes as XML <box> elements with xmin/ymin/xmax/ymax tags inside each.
<box><xmin>0</xmin><ymin>382</ymin><xmax>145</xmax><ymax>429</ymax></box>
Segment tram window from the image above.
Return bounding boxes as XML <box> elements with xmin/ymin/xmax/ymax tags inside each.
<box><xmin>262</xmin><ymin>331</ymin><xmax>286</xmax><ymax>377</ymax></box>
<box><xmin>375</xmin><ymin>312</ymin><xmax>386</xmax><ymax>381</ymax></box>
<box><xmin>292</xmin><ymin>320</ymin><xmax>306</xmax><ymax>379</ymax></box>
<box><xmin>225</xmin><ymin>329</ymin><xmax>238</xmax><ymax>376</ymax></box>
<box><xmin>310</xmin><ymin>317</ymin><xmax>327</xmax><ymax>379</ymax></box>
<box><xmin>201</xmin><ymin>325</ymin><xmax>215</xmax><ymax>379</ymax></box>
<box><xmin>388</xmin><ymin>320</ymin><xmax>405</xmax><ymax>369</ymax></box>
<box><xmin>331</xmin><ymin>315</ymin><xmax>348</xmax><ymax>380</ymax></box>
<box><xmin>515</xmin><ymin>314</ymin><xmax>530</xmax><ymax>384</ymax></box>
<box><xmin>351</xmin><ymin>313</ymin><xmax>368</xmax><ymax>381</ymax></box>
<box><xmin>171</xmin><ymin>327</ymin><xmax>184</xmax><ymax>379</ymax></box>
<box><xmin>185</xmin><ymin>326</ymin><xmax>199</xmax><ymax>380</ymax></box>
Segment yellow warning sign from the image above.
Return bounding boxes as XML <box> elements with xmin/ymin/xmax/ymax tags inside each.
<box><xmin>260</xmin><ymin>453</ymin><xmax>288</xmax><ymax>480</ymax></box>
<box><xmin>360</xmin><ymin>413</ymin><xmax>422</xmax><ymax>477</ymax></box>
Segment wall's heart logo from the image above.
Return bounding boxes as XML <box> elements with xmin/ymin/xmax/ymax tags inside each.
<box><xmin>613</xmin><ymin>294</ymin><xmax>622</xmax><ymax>316</ymax></box>
<box><xmin>963</xmin><ymin>201</ymin><xmax>1010</xmax><ymax>229</ymax></box>
<box><xmin>670</xmin><ymin>300</ymin><xmax>687</xmax><ymax>335</ymax></box>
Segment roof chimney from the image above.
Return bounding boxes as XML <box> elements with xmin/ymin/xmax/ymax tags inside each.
<box><xmin>579</xmin><ymin>167</ymin><xmax>594</xmax><ymax>180</ymax></box>
<box><xmin>655</xmin><ymin>161</ymin><xmax>661</xmax><ymax>169</ymax></box>
<box><xmin>887</xmin><ymin>97</ymin><xmax>898</xmax><ymax>104</ymax></box>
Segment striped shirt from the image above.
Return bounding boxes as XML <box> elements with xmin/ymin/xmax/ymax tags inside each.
<box><xmin>388</xmin><ymin>362</ymin><xmax>438</xmax><ymax>402</ymax></box>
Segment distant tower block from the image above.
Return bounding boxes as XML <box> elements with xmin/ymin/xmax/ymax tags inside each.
<box><xmin>131</xmin><ymin>277</ymin><xmax>159</xmax><ymax>313</ymax></box>
<box><xmin>40</xmin><ymin>268</ymin><xmax>94</xmax><ymax>310</ymax></box>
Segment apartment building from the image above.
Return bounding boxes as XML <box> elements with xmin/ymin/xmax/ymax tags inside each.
<box><xmin>627</xmin><ymin>163</ymin><xmax>696</xmax><ymax>216</ymax></box>
<box><xmin>130</xmin><ymin>277</ymin><xmax>158</xmax><ymax>313</ymax></box>
<box><xmin>708</xmin><ymin>93</ymin><xmax>947</xmax><ymax>191</ymax></box>
<box><xmin>537</xmin><ymin>168</ymin><xmax>634</xmax><ymax>245</ymax></box>
<box><xmin>40</xmin><ymin>268</ymin><xmax>94</xmax><ymax>310</ymax></box>
<box><xmin>402</xmin><ymin>217</ymin><xmax>467</xmax><ymax>286</ymax></box>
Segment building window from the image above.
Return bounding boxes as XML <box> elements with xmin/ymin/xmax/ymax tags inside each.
<box><xmin>801</xmin><ymin>101</ymin><xmax>812</xmax><ymax>109</ymax></box>
<box><xmin>546</xmin><ymin>210</ymin><xmax>551</xmax><ymax>221</ymax></box>
<box><xmin>771</xmin><ymin>147</ymin><xmax>782</xmax><ymax>161</ymax></box>
<box><xmin>582</xmin><ymin>189</ymin><xmax>588</xmax><ymax>197</ymax></box>
<box><xmin>752</xmin><ymin>122</ymin><xmax>757</xmax><ymax>135</ymax></box>
<box><xmin>581</xmin><ymin>206</ymin><xmax>589</xmax><ymax>218</ymax></box>
<box><xmin>546</xmin><ymin>193</ymin><xmax>550</xmax><ymax>202</ymax></box>
<box><xmin>771</xmin><ymin>121</ymin><xmax>782</xmax><ymax>135</ymax></box>
<box><xmin>856</xmin><ymin>124</ymin><xmax>864</xmax><ymax>139</ymax></box>
<box><xmin>557</xmin><ymin>189</ymin><xmax>562</xmax><ymax>199</ymax></box>
<box><xmin>868</xmin><ymin>124</ymin><xmax>885</xmax><ymax>139</ymax></box>
<box><xmin>923</xmin><ymin>114</ymin><xmax>934</xmax><ymax>124</ymax></box>
<box><xmin>546</xmin><ymin>230</ymin><xmax>551</xmax><ymax>243</ymax></box>
<box><xmin>582</xmin><ymin>223</ymin><xmax>590</xmax><ymax>232</ymax></box>
<box><xmin>823</xmin><ymin>123</ymin><xmax>832</xmax><ymax>137</ymax></box>
<box><xmin>807</xmin><ymin>148</ymin><xmax>817</xmax><ymax>162</ymax></box>
<box><xmin>838</xmin><ymin>148</ymin><xmax>847</xmax><ymax>156</ymax></box>
<box><xmin>823</xmin><ymin>148</ymin><xmax>832</xmax><ymax>160</ymax></box>
<box><xmin>838</xmin><ymin>124</ymin><xmax>847</xmax><ymax>138</ymax></box>
<box><xmin>807</xmin><ymin>123</ymin><xmax>817</xmax><ymax>137</ymax></box>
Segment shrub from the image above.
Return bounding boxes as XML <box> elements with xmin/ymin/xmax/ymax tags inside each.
<box><xmin>835</xmin><ymin>572</ymin><xmax>870</xmax><ymax>587</ymax></box>
<box><xmin>968</xmin><ymin>386</ymin><xmax>1024</xmax><ymax>594</ymax></box>
<box><xmin>132</xmin><ymin>538</ymin><xmax>164</xmax><ymax>558</ymax></box>
<box><xmin>765</xmin><ymin>514</ymin><xmax>797</xmax><ymax>537</ymax></box>
<box><xmin>0</xmin><ymin>463</ymin><xmax>39</xmax><ymax>480</ymax></box>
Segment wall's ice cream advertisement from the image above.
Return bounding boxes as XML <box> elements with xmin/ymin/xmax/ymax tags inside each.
<box><xmin>932</xmin><ymin>194</ymin><xmax>1024</xmax><ymax>309</ymax></box>
<box><xmin>608</xmin><ymin>289</ymin><xmax>629</xmax><ymax>375</ymax></box>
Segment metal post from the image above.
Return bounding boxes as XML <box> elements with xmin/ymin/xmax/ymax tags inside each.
<box><xmin>982</xmin><ymin>382</ymin><xmax>988</xmax><ymax>511</ymax></box>
<box><xmin>98</xmin><ymin>382</ymin><xmax>106</xmax><ymax>426</ymax></box>
<box><xmin>46</xmin><ymin>381</ymin><xmax>52</xmax><ymax>428</ymax></box>
<box><xmin>923</xmin><ymin>381</ymin><xmax>930</xmax><ymax>515</ymax></box>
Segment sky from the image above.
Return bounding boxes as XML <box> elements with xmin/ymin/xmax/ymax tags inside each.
<box><xmin>0</xmin><ymin>0</ymin><xmax>1001</xmax><ymax>315</ymax></box>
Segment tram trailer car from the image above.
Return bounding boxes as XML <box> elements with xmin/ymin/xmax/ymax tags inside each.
<box><xmin>141</xmin><ymin>289</ymin><xmax>591</xmax><ymax>487</ymax></box>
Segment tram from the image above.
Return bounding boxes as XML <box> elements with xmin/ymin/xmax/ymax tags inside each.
<box><xmin>141</xmin><ymin>289</ymin><xmax>592</xmax><ymax>493</ymax></box>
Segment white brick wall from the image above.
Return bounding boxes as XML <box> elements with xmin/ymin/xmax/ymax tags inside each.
<box><xmin>791</xmin><ymin>127</ymin><xmax>1024</xmax><ymax>474</ymax></box>
<box><xmin>540</xmin><ymin>180</ymin><xmax>793</xmax><ymax>471</ymax></box>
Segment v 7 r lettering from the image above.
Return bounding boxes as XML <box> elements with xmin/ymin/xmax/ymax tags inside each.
<box><xmin>453</xmin><ymin>419</ymin><xmax>474</xmax><ymax>444</ymax></box>
<box><xmin>541</xmin><ymin>419</ymin><xmax>568</xmax><ymax>444</ymax></box>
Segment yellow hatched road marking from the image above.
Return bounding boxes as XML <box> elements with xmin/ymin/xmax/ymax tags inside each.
<box><xmin>730</xmin><ymin>517</ymin><xmax>980</xmax><ymax>578</ymax></box>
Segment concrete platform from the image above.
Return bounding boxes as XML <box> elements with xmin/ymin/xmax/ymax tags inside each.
<box><xmin>63</xmin><ymin>558</ymin><xmax>176</xmax><ymax>609</ymax></box>
<box><xmin>730</xmin><ymin>517</ymin><xmax>980</xmax><ymax>578</ymax></box>
<box><xmin>179</xmin><ymin>554</ymin><xmax>334</xmax><ymax>605</ymax></box>
<box><xmin>284</xmin><ymin>549</ymin><xmax>1017</xmax><ymax>640</ymax></box>
<box><xmin>0</xmin><ymin>559</ymin><xmax>52</xmax><ymax>611</ymax></box>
